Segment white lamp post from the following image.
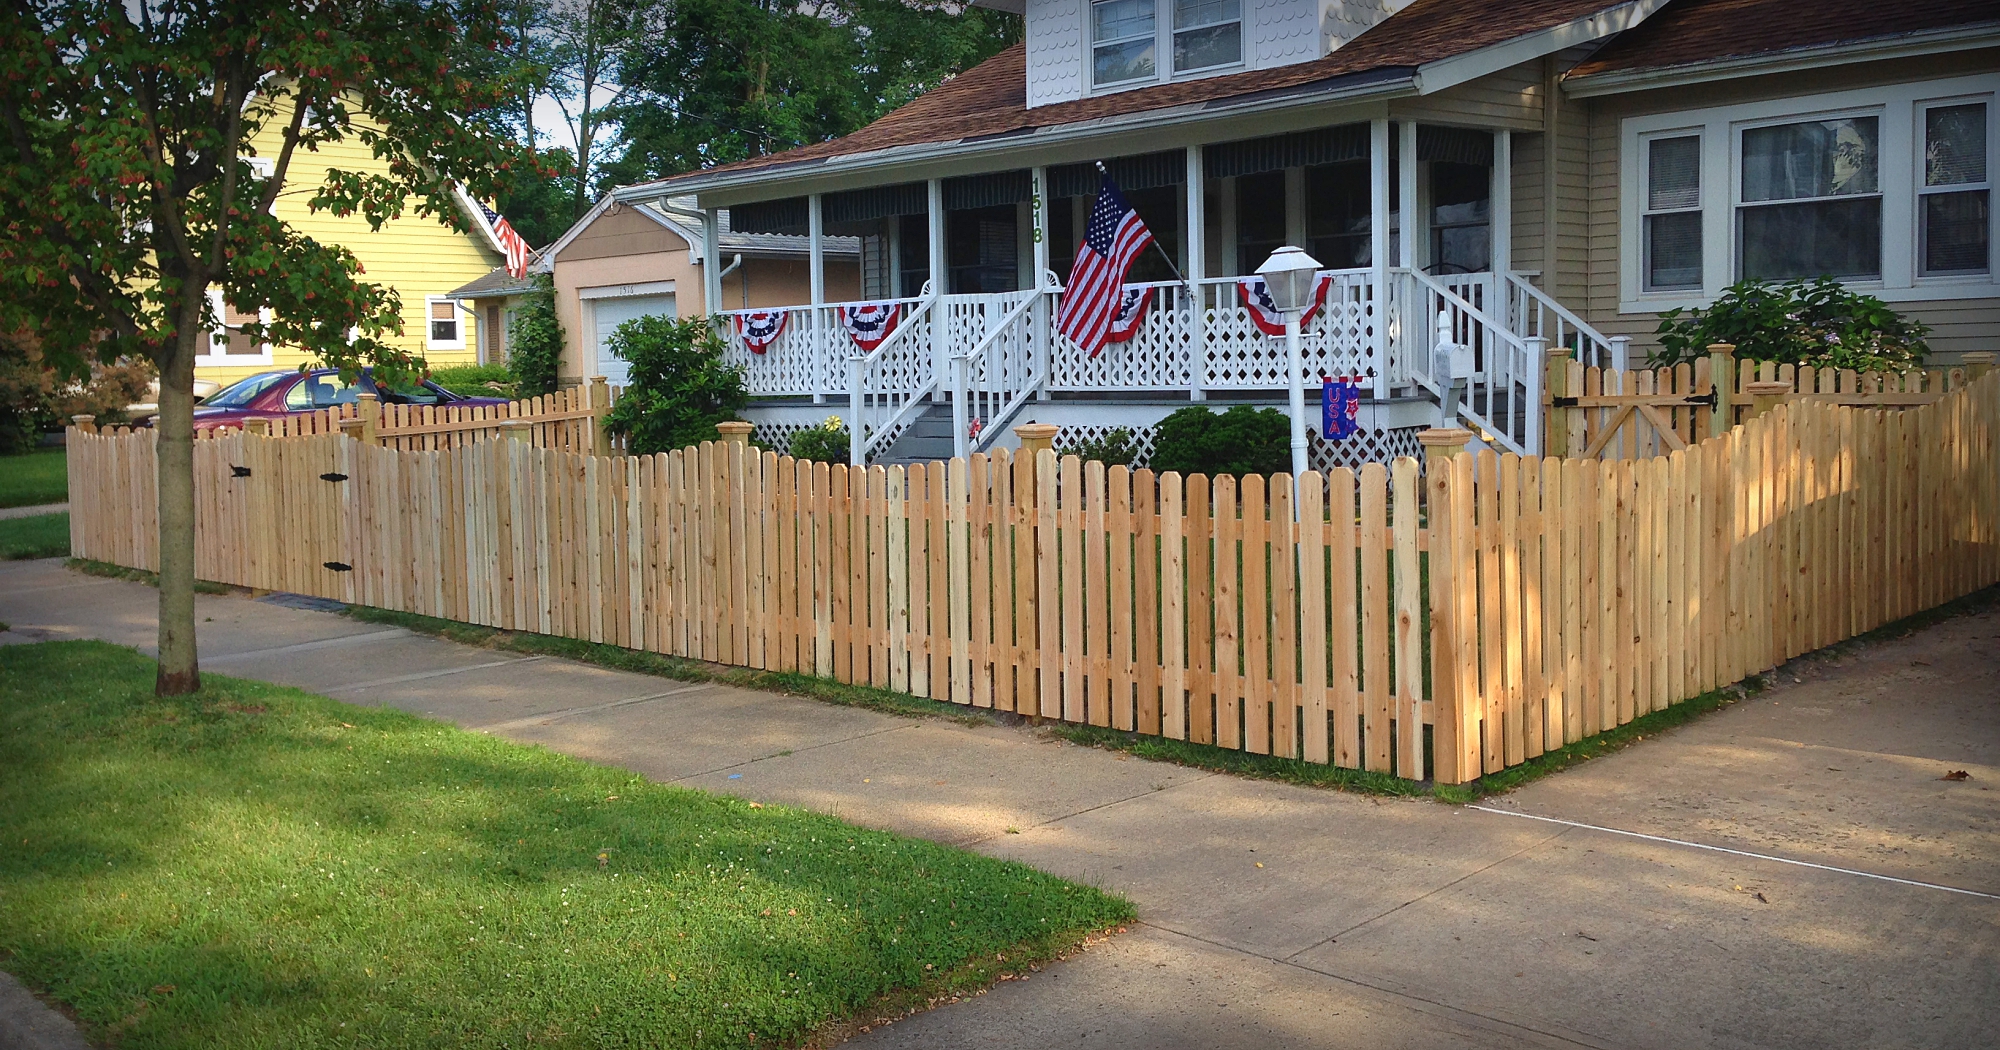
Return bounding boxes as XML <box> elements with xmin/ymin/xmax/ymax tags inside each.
<box><xmin>1255</xmin><ymin>245</ymin><xmax>1322</xmax><ymax>482</ymax></box>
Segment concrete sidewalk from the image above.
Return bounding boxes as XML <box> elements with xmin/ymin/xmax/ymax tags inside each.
<box><xmin>3</xmin><ymin>557</ymin><xmax>1995</xmax><ymax>1050</ymax></box>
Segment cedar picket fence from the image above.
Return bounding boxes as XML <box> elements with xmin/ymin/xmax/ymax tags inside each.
<box><xmin>238</xmin><ymin>377</ymin><xmax>620</xmax><ymax>454</ymax></box>
<box><xmin>68</xmin><ymin>372</ymin><xmax>2000</xmax><ymax>784</ymax></box>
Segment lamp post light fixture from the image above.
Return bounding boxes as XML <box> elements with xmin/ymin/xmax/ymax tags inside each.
<box><xmin>1255</xmin><ymin>245</ymin><xmax>1322</xmax><ymax>484</ymax></box>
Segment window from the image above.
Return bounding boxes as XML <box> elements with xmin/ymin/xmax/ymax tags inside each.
<box><xmin>1236</xmin><ymin>170</ymin><xmax>1285</xmax><ymax>275</ymax></box>
<box><xmin>284</xmin><ymin>372</ymin><xmax>359</xmax><ymax>411</ymax></box>
<box><xmin>1091</xmin><ymin>0</ymin><xmax>1155</xmax><ymax>86</ymax></box>
<box><xmin>200</xmin><ymin>289</ymin><xmax>272</xmax><ymax>364</ymax></box>
<box><xmin>1304</xmin><ymin>161</ymin><xmax>1371</xmax><ymax>269</ymax></box>
<box><xmin>1429</xmin><ymin>161</ymin><xmax>1491</xmax><ymax>275</ymax></box>
<box><xmin>1920</xmin><ymin>101</ymin><xmax>1990</xmax><ymax>276</ymax></box>
<box><xmin>1643</xmin><ymin>134</ymin><xmax>1702</xmax><ymax>290</ymax></box>
<box><xmin>1172</xmin><ymin>0</ymin><xmax>1239</xmax><ymax>74</ymax></box>
<box><xmin>1738</xmin><ymin>115</ymin><xmax>1881</xmax><ymax>280</ymax></box>
<box><xmin>426</xmin><ymin>297</ymin><xmax>463</xmax><ymax>350</ymax></box>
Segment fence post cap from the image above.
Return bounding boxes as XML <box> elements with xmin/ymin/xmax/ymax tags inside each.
<box><xmin>1012</xmin><ymin>423</ymin><xmax>1059</xmax><ymax>455</ymax></box>
<box><xmin>354</xmin><ymin>391</ymin><xmax>378</xmax><ymax>403</ymax></box>
<box><xmin>70</xmin><ymin>414</ymin><xmax>95</xmax><ymax>426</ymax></box>
<box><xmin>1705</xmin><ymin>343</ymin><xmax>1737</xmax><ymax>355</ymax></box>
<box><xmin>715</xmin><ymin>420</ymin><xmax>754</xmax><ymax>447</ymax></box>
<box><xmin>1416</xmin><ymin>427</ymin><xmax>1474</xmax><ymax>460</ymax></box>
<box><xmin>245</xmin><ymin>418</ymin><xmax>270</xmax><ymax>435</ymax></box>
<box><xmin>589</xmin><ymin>375</ymin><xmax>609</xmax><ymax>387</ymax></box>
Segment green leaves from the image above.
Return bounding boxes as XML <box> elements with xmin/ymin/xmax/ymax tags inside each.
<box><xmin>600</xmin><ymin>314</ymin><xmax>749</xmax><ymax>455</ymax></box>
<box><xmin>504</xmin><ymin>274</ymin><xmax>562</xmax><ymax>397</ymax></box>
<box><xmin>1652</xmin><ymin>277</ymin><xmax>1930</xmax><ymax>374</ymax></box>
<box><xmin>1149</xmin><ymin>406</ymin><xmax>1292</xmax><ymax>478</ymax></box>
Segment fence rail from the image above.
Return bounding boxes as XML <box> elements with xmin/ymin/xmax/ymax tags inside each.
<box><xmin>68</xmin><ymin>373</ymin><xmax>2000</xmax><ymax>784</ymax></box>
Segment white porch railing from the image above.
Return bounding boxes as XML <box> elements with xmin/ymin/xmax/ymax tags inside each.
<box><xmin>1500</xmin><ymin>272</ymin><xmax>1626</xmax><ymax>371</ymax></box>
<box><xmin>716</xmin><ymin>303</ymin><xmax>835</xmax><ymax>398</ymax></box>
<box><xmin>845</xmin><ymin>290</ymin><xmax>939</xmax><ymax>463</ymax></box>
<box><xmin>952</xmin><ymin>289</ymin><xmax>1044</xmax><ymax>458</ymax></box>
<box><xmin>1399</xmin><ymin>269</ymin><xmax>1543</xmax><ymax>456</ymax></box>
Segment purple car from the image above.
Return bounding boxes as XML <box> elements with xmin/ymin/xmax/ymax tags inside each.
<box><xmin>155</xmin><ymin>368</ymin><xmax>509</xmax><ymax>432</ymax></box>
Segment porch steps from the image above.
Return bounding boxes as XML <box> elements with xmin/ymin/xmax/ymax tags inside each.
<box><xmin>875</xmin><ymin>403</ymin><xmax>957</xmax><ymax>465</ymax></box>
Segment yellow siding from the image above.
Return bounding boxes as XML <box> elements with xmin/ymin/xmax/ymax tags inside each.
<box><xmin>197</xmin><ymin>101</ymin><xmax>504</xmax><ymax>386</ymax></box>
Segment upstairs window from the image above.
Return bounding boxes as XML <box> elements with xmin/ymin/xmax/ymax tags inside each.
<box><xmin>1920</xmin><ymin>101</ymin><xmax>1990</xmax><ymax>276</ymax></box>
<box><xmin>1738</xmin><ymin>115</ymin><xmax>1881</xmax><ymax>280</ymax></box>
<box><xmin>1643</xmin><ymin>134</ymin><xmax>1702</xmax><ymax>290</ymax></box>
<box><xmin>1091</xmin><ymin>0</ymin><xmax>1156</xmax><ymax>86</ymax></box>
<box><xmin>1172</xmin><ymin>0</ymin><xmax>1240</xmax><ymax>74</ymax></box>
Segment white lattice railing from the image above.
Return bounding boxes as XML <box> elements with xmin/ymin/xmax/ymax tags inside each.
<box><xmin>846</xmin><ymin>291</ymin><xmax>939</xmax><ymax>463</ymax></box>
<box><xmin>716</xmin><ymin>304</ymin><xmax>831</xmax><ymax>398</ymax></box>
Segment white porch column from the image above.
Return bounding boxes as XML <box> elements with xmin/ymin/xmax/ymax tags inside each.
<box><xmin>808</xmin><ymin>193</ymin><xmax>827</xmax><ymax>404</ymax></box>
<box><xmin>1186</xmin><ymin>145</ymin><xmax>1207</xmax><ymax>402</ymax></box>
<box><xmin>1032</xmin><ymin>165</ymin><xmax>1053</xmax><ymax>401</ymax></box>
<box><xmin>701</xmin><ymin>207</ymin><xmax>723</xmax><ymax>318</ymax></box>
<box><xmin>1491</xmin><ymin>129</ymin><xmax>1512</xmax><ymax>277</ymax></box>
<box><xmin>1370</xmin><ymin>118</ymin><xmax>1391</xmax><ymax>398</ymax></box>
<box><xmin>1398</xmin><ymin>121</ymin><xmax>1419</xmax><ymax>273</ymax></box>
<box><xmin>928</xmin><ymin>178</ymin><xmax>947</xmax><ymax>403</ymax></box>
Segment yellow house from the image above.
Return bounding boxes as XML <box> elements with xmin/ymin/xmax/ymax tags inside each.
<box><xmin>198</xmin><ymin>104</ymin><xmax>508</xmax><ymax>387</ymax></box>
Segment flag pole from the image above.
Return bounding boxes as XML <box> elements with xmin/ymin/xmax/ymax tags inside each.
<box><xmin>1096</xmin><ymin>161</ymin><xmax>1184</xmax><ymax>284</ymax></box>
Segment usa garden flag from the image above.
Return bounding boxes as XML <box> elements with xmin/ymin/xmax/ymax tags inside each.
<box><xmin>1058</xmin><ymin>172</ymin><xmax>1156</xmax><ymax>356</ymax></box>
<box><xmin>1322</xmin><ymin>375</ymin><xmax>1362</xmax><ymax>441</ymax></box>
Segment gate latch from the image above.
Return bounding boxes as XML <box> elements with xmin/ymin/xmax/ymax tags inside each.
<box><xmin>319</xmin><ymin>472</ymin><xmax>348</xmax><ymax>483</ymax></box>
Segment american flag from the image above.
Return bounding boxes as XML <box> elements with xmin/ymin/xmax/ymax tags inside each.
<box><xmin>1058</xmin><ymin>172</ymin><xmax>1155</xmax><ymax>356</ymax></box>
<box><xmin>479</xmin><ymin>201</ymin><xmax>532</xmax><ymax>279</ymax></box>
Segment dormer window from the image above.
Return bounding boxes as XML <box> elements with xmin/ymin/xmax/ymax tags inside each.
<box><xmin>1092</xmin><ymin>0</ymin><xmax>1157</xmax><ymax>86</ymax></box>
<box><xmin>1091</xmin><ymin>0</ymin><xmax>1241</xmax><ymax>89</ymax></box>
<box><xmin>1172</xmin><ymin>0</ymin><xmax>1240</xmax><ymax>74</ymax></box>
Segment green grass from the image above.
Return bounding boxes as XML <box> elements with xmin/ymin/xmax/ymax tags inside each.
<box><xmin>0</xmin><ymin>448</ymin><xmax>67</xmax><ymax>508</ymax></box>
<box><xmin>67</xmin><ymin>558</ymin><xmax>230</xmax><ymax>594</ymax></box>
<box><xmin>0</xmin><ymin>641</ymin><xmax>1132</xmax><ymax>1049</ymax></box>
<box><xmin>0</xmin><ymin>512</ymin><xmax>68</xmax><ymax>560</ymax></box>
<box><xmin>427</xmin><ymin>364</ymin><xmax>517</xmax><ymax>401</ymax></box>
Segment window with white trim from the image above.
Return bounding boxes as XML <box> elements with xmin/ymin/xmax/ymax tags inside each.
<box><xmin>426</xmin><ymin>297</ymin><xmax>463</xmax><ymax>351</ymax></box>
<box><xmin>1171</xmin><ymin>0</ymin><xmax>1240</xmax><ymax>74</ymax></box>
<box><xmin>1738</xmin><ymin>114</ymin><xmax>1881</xmax><ymax>280</ymax></box>
<box><xmin>1642</xmin><ymin>133</ymin><xmax>1702</xmax><ymax>290</ymax></box>
<box><xmin>1919</xmin><ymin>99</ymin><xmax>1990</xmax><ymax>276</ymax></box>
<box><xmin>197</xmin><ymin>288</ymin><xmax>272</xmax><ymax>365</ymax></box>
<box><xmin>1091</xmin><ymin>0</ymin><xmax>1155</xmax><ymax>86</ymax></box>
<box><xmin>1089</xmin><ymin>0</ymin><xmax>1241</xmax><ymax>89</ymax></box>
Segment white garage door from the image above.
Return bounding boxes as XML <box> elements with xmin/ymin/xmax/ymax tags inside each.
<box><xmin>590</xmin><ymin>293</ymin><xmax>675</xmax><ymax>387</ymax></box>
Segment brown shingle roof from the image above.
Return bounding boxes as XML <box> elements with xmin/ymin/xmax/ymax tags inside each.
<box><xmin>640</xmin><ymin>0</ymin><xmax>1641</xmax><ymax>188</ymax></box>
<box><xmin>1570</xmin><ymin>0</ymin><xmax>2000</xmax><ymax>79</ymax></box>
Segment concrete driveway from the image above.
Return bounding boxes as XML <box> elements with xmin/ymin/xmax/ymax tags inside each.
<box><xmin>3</xmin><ymin>557</ymin><xmax>1995</xmax><ymax>1049</ymax></box>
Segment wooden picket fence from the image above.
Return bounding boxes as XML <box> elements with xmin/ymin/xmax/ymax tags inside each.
<box><xmin>233</xmin><ymin>377</ymin><xmax>620</xmax><ymax>454</ymax></box>
<box><xmin>68</xmin><ymin>372</ymin><xmax>2000</xmax><ymax>784</ymax></box>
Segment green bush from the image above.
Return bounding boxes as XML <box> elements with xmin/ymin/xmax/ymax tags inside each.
<box><xmin>602</xmin><ymin>315</ymin><xmax>747</xmax><ymax>455</ymax></box>
<box><xmin>506</xmin><ymin>275</ymin><xmax>562</xmax><ymax>397</ymax></box>
<box><xmin>788</xmin><ymin>417</ymin><xmax>851</xmax><ymax>464</ymax></box>
<box><xmin>426</xmin><ymin>363</ymin><xmax>515</xmax><ymax>399</ymax></box>
<box><xmin>1654</xmin><ymin>277</ymin><xmax>1929</xmax><ymax>373</ymax></box>
<box><xmin>1057</xmin><ymin>427</ymin><xmax>1137</xmax><ymax>467</ymax></box>
<box><xmin>1148</xmin><ymin>406</ymin><xmax>1290</xmax><ymax>477</ymax></box>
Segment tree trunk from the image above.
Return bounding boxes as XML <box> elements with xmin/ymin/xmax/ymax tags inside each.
<box><xmin>154</xmin><ymin>323</ymin><xmax>202</xmax><ymax>696</ymax></box>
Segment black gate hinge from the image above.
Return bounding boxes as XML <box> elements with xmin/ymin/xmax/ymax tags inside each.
<box><xmin>231</xmin><ymin>465</ymin><xmax>252</xmax><ymax>477</ymax></box>
<box><xmin>319</xmin><ymin>472</ymin><xmax>348</xmax><ymax>483</ymax></box>
<box><xmin>323</xmin><ymin>561</ymin><xmax>352</xmax><ymax>572</ymax></box>
<box><xmin>1551</xmin><ymin>396</ymin><xmax>1578</xmax><ymax>408</ymax></box>
<box><xmin>1684</xmin><ymin>392</ymin><xmax>1718</xmax><ymax>407</ymax></box>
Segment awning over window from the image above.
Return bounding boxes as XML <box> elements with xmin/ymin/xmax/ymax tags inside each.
<box><xmin>1205</xmin><ymin>124</ymin><xmax>1370</xmax><ymax>179</ymax></box>
<box><xmin>1418</xmin><ymin>126</ymin><xmax>1494</xmax><ymax>167</ymax></box>
<box><xmin>945</xmin><ymin>170</ymin><xmax>1033</xmax><ymax>210</ymax></box>
<box><xmin>728</xmin><ymin>197</ymin><xmax>808</xmax><ymax>235</ymax></box>
<box><xmin>1050</xmin><ymin>151</ymin><xmax>1186</xmax><ymax>198</ymax></box>
<box><xmin>826</xmin><ymin>183</ymin><xmax>927</xmax><ymax>224</ymax></box>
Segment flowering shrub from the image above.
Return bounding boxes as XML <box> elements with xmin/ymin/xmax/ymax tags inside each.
<box><xmin>1652</xmin><ymin>277</ymin><xmax>1929</xmax><ymax>373</ymax></box>
<box><xmin>787</xmin><ymin>416</ymin><xmax>850</xmax><ymax>464</ymax></box>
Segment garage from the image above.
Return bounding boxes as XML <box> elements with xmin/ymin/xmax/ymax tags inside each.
<box><xmin>583</xmin><ymin>283</ymin><xmax>676</xmax><ymax>386</ymax></box>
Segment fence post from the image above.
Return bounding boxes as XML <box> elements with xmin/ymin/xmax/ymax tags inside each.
<box><xmin>1965</xmin><ymin>352</ymin><xmax>1995</xmax><ymax>382</ymax></box>
<box><xmin>355</xmin><ymin>392</ymin><xmax>380</xmax><ymax>445</ymax></box>
<box><xmin>1608</xmin><ymin>334</ymin><xmax>1631</xmax><ymax>371</ymax></box>
<box><xmin>500</xmin><ymin>418</ymin><xmax>532</xmax><ymax>444</ymax></box>
<box><xmin>1013</xmin><ymin>423</ymin><xmax>1059</xmax><ymax>458</ymax></box>
<box><xmin>1419</xmin><ymin>427</ymin><xmax>1474</xmax><ymax>783</ymax></box>
<box><xmin>1707</xmin><ymin>343</ymin><xmax>1736</xmax><ymax>436</ymax></box>
<box><xmin>245</xmin><ymin>418</ymin><xmax>269</xmax><ymax>437</ymax></box>
<box><xmin>69</xmin><ymin>414</ymin><xmax>96</xmax><ymax>435</ymax></box>
<box><xmin>588</xmin><ymin>376</ymin><xmax>613</xmax><ymax>457</ymax></box>
<box><xmin>1745</xmin><ymin>381</ymin><xmax>1790</xmax><ymax>420</ymax></box>
<box><xmin>1543</xmin><ymin>343</ymin><xmax>1570</xmax><ymax>457</ymax></box>
<box><xmin>715</xmin><ymin>421</ymin><xmax>754</xmax><ymax>450</ymax></box>
<box><xmin>1416</xmin><ymin>426</ymin><xmax>1471</xmax><ymax>470</ymax></box>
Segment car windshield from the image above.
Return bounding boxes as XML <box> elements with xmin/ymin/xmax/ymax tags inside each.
<box><xmin>201</xmin><ymin>372</ymin><xmax>290</xmax><ymax>407</ymax></box>
<box><xmin>370</xmin><ymin>376</ymin><xmax>451</xmax><ymax>406</ymax></box>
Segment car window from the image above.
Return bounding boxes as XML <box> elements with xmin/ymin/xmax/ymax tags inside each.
<box><xmin>202</xmin><ymin>372</ymin><xmax>288</xmax><ymax>408</ymax></box>
<box><xmin>284</xmin><ymin>372</ymin><xmax>358</xmax><ymax>410</ymax></box>
<box><xmin>370</xmin><ymin>376</ymin><xmax>449</xmax><ymax>406</ymax></box>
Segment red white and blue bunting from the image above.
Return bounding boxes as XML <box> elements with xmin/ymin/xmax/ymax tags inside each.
<box><xmin>838</xmin><ymin>302</ymin><xmax>902</xmax><ymax>352</ymax></box>
<box><xmin>1237</xmin><ymin>274</ymin><xmax>1335</xmax><ymax>337</ymax></box>
<box><xmin>1099</xmin><ymin>286</ymin><xmax>1153</xmax><ymax>354</ymax></box>
<box><xmin>735</xmin><ymin>310</ymin><xmax>787</xmax><ymax>353</ymax></box>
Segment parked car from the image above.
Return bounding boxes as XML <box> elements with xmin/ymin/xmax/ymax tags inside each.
<box><xmin>133</xmin><ymin>368</ymin><xmax>508</xmax><ymax>432</ymax></box>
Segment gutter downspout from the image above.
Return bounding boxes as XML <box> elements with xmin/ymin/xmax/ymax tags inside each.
<box><xmin>717</xmin><ymin>253</ymin><xmax>745</xmax><ymax>308</ymax></box>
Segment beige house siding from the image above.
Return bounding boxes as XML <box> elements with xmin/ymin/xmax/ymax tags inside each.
<box><xmin>1573</xmin><ymin>48</ymin><xmax>2000</xmax><ymax>363</ymax></box>
<box><xmin>1391</xmin><ymin>59</ymin><xmax>1547</xmax><ymax>130</ymax></box>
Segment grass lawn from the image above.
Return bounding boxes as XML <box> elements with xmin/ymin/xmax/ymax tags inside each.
<box><xmin>0</xmin><ymin>641</ymin><xmax>1132</xmax><ymax>1049</ymax></box>
<box><xmin>0</xmin><ymin>448</ymin><xmax>67</xmax><ymax>507</ymax></box>
<box><xmin>0</xmin><ymin>512</ymin><xmax>68</xmax><ymax>560</ymax></box>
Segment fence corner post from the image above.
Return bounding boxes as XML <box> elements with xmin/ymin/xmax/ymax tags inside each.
<box><xmin>354</xmin><ymin>392</ymin><xmax>380</xmax><ymax>445</ymax></box>
<box><xmin>588</xmin><ymin>375</ymin><xmax>613</xmax><ymax>457</ymax></box>
<box><xmin>501</xmin><ymin>418</ymin><xmax>532</xmax><ymax>444</ymax></box>
<box><xmin>1416</xmin><ymin>426</ymin><xmax>1472</xmax><ymax>469</ymax></box>
<box><xmin>1744</xmin><ymin>380</ymin><xmax>1790</xmax><ymax>421</ymax></box>
<box><xmin>69</xmin><ymin>414</ymin><xmax>96</xmax><ymax>435</ymax></box>
<box><xmin>1541</xmin><ymin>343</ymin><xmax>1569</xmax><ymax>457</ymax></box>
<box><xmin>1012</xmin><ymin>423</ymin><xmax>1059</xmax><ymax>460</ymax></box>
<box><xmin>1707</xmin><ymin>343</ymin><xmax>1736</xmax><ymax>437</ymax></box>
<box><xmin>715</xmin><ymin>421</ymin><xmax>754</xmax><ymax>451</ymax></box>
<box><xmin>1964</xmin><ymin>352</ymin><xmax>1995</xmax><ymax>382</ymax></box>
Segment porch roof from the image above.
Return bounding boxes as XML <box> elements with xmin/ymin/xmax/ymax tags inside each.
<box><xmin>1567</xmin><ymin>0</ymin><xmax>2000</xmax><ymax>85</ymax></box>
<box><xmin>617</xmin><ymin>0</ymin><xmax>1659</xmax><ymax>200</ymax></box>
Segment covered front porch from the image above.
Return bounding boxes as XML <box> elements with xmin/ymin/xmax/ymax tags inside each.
<box><xmin>633</xmin><ymin>118</ymin><xmax>1627</xmax><ymax>463</ymax></box>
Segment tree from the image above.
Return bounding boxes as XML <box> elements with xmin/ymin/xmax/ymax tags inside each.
<box><xmin>543</xmin><ymin>0</ymin><xmax>653</xmax><ymax>216</ymax></box>
<box><xmin>0</xmin><ymin>1</ymin><xmax>526</xmax><ymax>695</ymax></box>
<box><xmin>603</xmin><ymin>0</ymin><xmax>1018</xmax><ymax>182</ymax></box>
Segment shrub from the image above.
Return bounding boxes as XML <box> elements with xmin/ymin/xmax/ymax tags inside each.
<box><xmin>1057</xmin><ymin>427</ymin><xmax>1137</xmax><ymax>467</ymax></box>
<box><xmin>1</xmin><ymin>331</ymin><xmax>154</xmax><ymax>453</ymax></box>
<box><xmin>427</xmin><ymin>363</ymin><xmax>515</xmax><ymax>399</ymax></box>
<box><xmin>1148</xmin><ymin>405</ymin><xmax>1290</xmax><ymax>477</ymax></box>
<box><xmin>601</xmin><ymin>315</ymin><xmax>747</xmax><ymax>455</ymax></box>
<box><xmin>788</xmin><ymin>416</ymin><xmax>851</xmax><ymax>464</ymax></box>
<box><xmin>506</xmin><ymin>275</ymin><xmax>562</xmax><ymax>397</ymax></box>
<box><xmin>1653</xmin><ymin>277</ymin><xmax>1929</xmax><ymax>373</ymax></box>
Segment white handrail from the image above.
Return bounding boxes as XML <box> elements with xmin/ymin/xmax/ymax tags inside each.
<box><xmin>951</xmin><ymin>291</ymin><xmax>1043</xmax><ymax>459</ymax></box>
<box><xmin>1501</xmin><ymin>272</ymin><xmax>1624</xmax><ymax>370</ymax></box>
<box><xmin>848</xmin><ymin>291</ymin><xmax>942</xmax><ymax>464</ymax></box>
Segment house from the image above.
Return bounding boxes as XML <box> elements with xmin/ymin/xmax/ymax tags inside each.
<box><xmin>199</xmin><ymin>101</ymin><xmax>510</xmax><ymax>388</ymax></box>
<box><xmin>595</xmin><ymin>0</ymin><xmax>1998</xmax><ymax>464</ymax></box>
<box><xmin>535</xmin><ymin>196</ymin><xmax>861</xmax><ymax>388</ymax></box>
<box><xmin>442</xmin><ymin>257</ymin><xmax>545</xmax><ymax>369</ymax></box>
